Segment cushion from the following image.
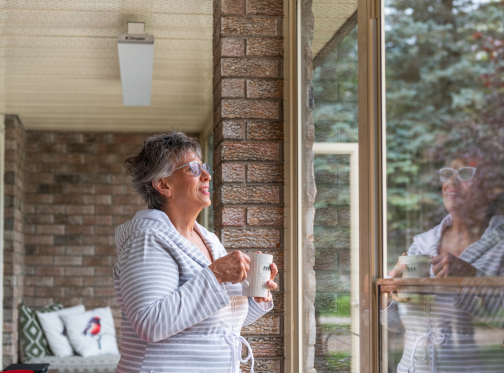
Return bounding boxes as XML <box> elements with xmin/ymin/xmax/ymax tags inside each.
<box><xmin>28</xmin><ymin>353</ymin><xmax>120</xmax><ymax>373</ymax></box>
<box><xmin>19</xmin><ymin>302</ymin><xmax>63</xmax><ymax>362</ymax></box>
<box><xmin>60</xmin><ymin>307</ymin><xmax>119</xmax><ymax>358</ymax></box>
<box><xmin>36</xmin><ymin>305</ymin><xmax>85</xmax><ymax>357</ymax></box>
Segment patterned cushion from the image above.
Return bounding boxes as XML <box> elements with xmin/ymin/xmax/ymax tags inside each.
<box><xmin>28</xmin><ymin>353</ymin><xmax>120</xmax><ymax>373</ymax></box>
<box><xmin>19</xmin><ymin>302</ymin><xmax>63</xmax><ymax>362</ymax></box>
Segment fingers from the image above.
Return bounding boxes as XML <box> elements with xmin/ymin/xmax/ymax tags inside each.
<box><xmin>389</xmin><ymin>264</ymin><xmax>406</xmax><ymax>278</ymax></box>
<box><xmin>391</xmin><ymin>292</ymin><xmax>411</xmax><ymax>303</ymax></box>
<box><xmin>270</xmin><ymin>262</ymin><xmax>278</xmax><ymax>281</ymax></box>
<box><xmin>430</xmin><ymin>254</ymin><xmax>443</xmax><ymax>265</ymax></box>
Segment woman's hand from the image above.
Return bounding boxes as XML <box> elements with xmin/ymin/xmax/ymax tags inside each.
<box><xmin>388</xmin><ymin>252</ymin><xmax>408</xmax><ymax>279</ymax></box>
<box><xmin>431</xmin><ymin>253</ymin><xmax>477</xmax><ymax>277</ymax></box>
<box><xmin>388</xmin><ymin>253</ymin><xmax>411</xmax><ymax>303</ymax></box>
<box><xmin>254</xmin><ymin>251</ymin><xmax>278</xmax><ymax>303</ymax></box>
<box><xmin>208</xmin><ymin>251</ymin><xmax>250</xmax><ymax>284</ymax></box>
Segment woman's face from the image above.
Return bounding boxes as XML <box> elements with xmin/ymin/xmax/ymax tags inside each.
<box><xmin>442</xmin><ymin>158</ymin><xmax>489</xmax><ymax>217</ymax></box>
<box><xmin>166</xmin><ymin>152</ymin><xmax>211</xmax><ymax>210</ymax></box>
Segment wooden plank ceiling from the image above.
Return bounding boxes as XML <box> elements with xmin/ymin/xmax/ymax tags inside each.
<box><xmin>0</xmin><ymin>0</ymin><xmax>213</xmax><ymax>132</ymax></box>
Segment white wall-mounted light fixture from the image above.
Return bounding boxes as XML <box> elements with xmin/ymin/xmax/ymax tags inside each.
<box><xmin>117</xmin><ymin>22</ymin><xmax>155</xmax><ymax>106</ymax></box>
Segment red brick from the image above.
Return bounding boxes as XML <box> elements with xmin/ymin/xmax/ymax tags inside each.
<box><xmin>247</xmin><ymin>122</ymin><xmax>283</xmax><ymax>140</ymax></box>
<box><xmin>25</xmin><ymin>255</ymin><xmax>53</xmax><ymax>265</ymax></box>
<box><xmin>96</xmin><ymin>205</ymin><xmax>123</xmax><ymax>215</ymax></box>
<box><xmin>221</xmin><ymin>79</ymin><xmax>245</xmax><ymax>98</ymax></box>
<box><xmin>83</xmin><ymin>256</ymin><xmax>112</xmax><ymax>267</ymax></box>
<box><xmin>36</xmin><ymin>287</ymin><xmax>64</xmax><ymax>297</ymax></box>
<box><xmin>246</xmin><ymin>38</ymin><xmax>283</xmax><ymax>57</ymax></box>
<box><xmin>222</xmin><ymin>58</ymin><xmax>278</xmax><ymax>78</ymax></box>
<box><xmin>222</xmin><ymin>228</ymin><xmax>280</xmax><ymax>248</ymax></box>
<box><xmin>247</xmin><ymin>164</ymin><xmax>284</xmax><ymax>182</ymax></box>
<box><xmin>95</xmin><ymin>185</ymin><xmax>125</xmax><ymax>195</ymax></box>
<box><xmin>36</xmin><ymin>266</ymin><xmax>64</xmax><ymax>276</ymax></box>
<box><xmin>246</xmin><ymin>0</ymin><xmax>284</xmax><ymax>16</ymax></box>
<box><xmin>83</xmin><ymin>277</ymin><xmax>113</xmax><ymax>287</ymax></box>
<box><xmin>56</xmin><ymin>154</ymin><xmax>84</xmax><ymax>164</ymax></box>
<box><xmin>83</xmin><ymin>235</ymin><xmax>113</xmax><ymax>245</ymax></box>
<box><xmin>83</xmin><ymin>216</ymin><xmax>112</xmax><ymax>225</ymax></box>
<box><xmin>220</xmin><ymin>142</ymin><xmax>280</xmax><ymax>162</ymax></box>
<box><xmin>247</xmin><ymin>80</ymin><xmax>283</xmax><ymax>99</ymax></box>
<box><xmin>36</xmin><ymin>224</ymin><xmax>64</xmax><ymax>235</ymax></box>
<box><xmin>218</xmin><ymin>185</ymin><xmax>280</xmax><ymax>204</ymax></box>
<box><xmin>65</xmin><ymin>267</ymin><xmax>94</xmax><ymax>276</ymax></box>
<box><xmin>219</xmin><ymin>207</ymin><xmax>245</xmax><ymax>226</ymax></box>
<box><xmin>82</xmin><ymin>195</ymin><xmax>112</xmax><ymax>205</ymax></box>
<box><xmin>95</xmin><ymin>246</ymin><xmax>116</xmax><ymax>256</ymax></box>
<box><xmin>95</xmin><ymin>226</ymin><xmax>115</xmax><ymax>235</ymax></box>
<box><xmin>66</xmin><ymin>184</ymin><xmax>95</xmax><ymax>194</ymax></box>
<box><xmin>66</xmin><ymin>225</ymin><xmax>94</xmax><ymax>235</ymax></box>
<box><xmin>112</xmin><ymin>134</ymin><xmax>144</xmax><ymax>144</ymax></box>
<box><xmin>222</xmin><ymin>0</ymin><xmax>244</xmax><ymax>14</ymax></box>
<box><xmin>25</xmin><ymin>277</ymin><xmax>53</xmax><ymax>287</ymax></box>
<box><xmin>25</xmin><ymin>194</ymin><xmax>53</xmax><ymax>204</ymax></box>
<box><xmin>222</xmin><ymin>17</ymin><xmax>277</xmax><ymax>36</ymax></box>
<box><xmin>66</xmin><ymin>205</ymin><xmax>94</xmax><ymax>215</ymax></box>
<box><xmin>94</xmin><ymin>287</ymin><xmax>115</xmax><ymax>297</ymax></box>
<box><xmin>54</xmin><ymin>256</ymin><xmax>82</xmax><ymax>266</ymax></box>
<box><xmin>95</xmin><ymin>267</ymin><xmax>113</xmax><ymax>276</ymax></box>
<box><xmin>65</xmin><ymin>288</ymin><xmax>93</xmax><ymax>297</ymax></box>
<box><xmin>247</xmin><ymin>207</ymin><xmax>284</xmax><ymax>226</ymax></box>
<box><xmin>24</xmin><ymin>235</ymin><xmax>53</xmax><ymax>245</ymax></box>
<box><xmin>54</xmin><ymin>194</ymin><xmax>82</xmax><ymax>204</ymax></box>
<box><xmin>36</xmin><ymin>204</ymin><xmax>64</xmax><ymax>214</ymax></box>
<box><xmin>25</xmin><ymin>214</ymin><xmax>54</xmax><ymax>224</ymax></box>
<box><xmin>221</xmin><ymin>163</ymin><xmax>245</xmax><ymax>182</ymax></box>
<box><xmin>221</xmin><ymin>38</ymin><xmax>245</xmax><ymax>57</ymax></box>
<box><xmin>54</xmin><ymin>277</ymin><xmax>83</xmax><ymax>287</ymax></box>
<box><xmin>245</xmin><ymin>337</ymin><xmax>283</xmax><ymax>356</ymax></box>
<box><xmin>222</xmin><ymin>99</ymin><xmax>279</xmax><ymax>119</ymax></box>
<box><xmin>66</xmin><ymin>246</ymin><xmax>94</xmax><ymax>255</ymax></box>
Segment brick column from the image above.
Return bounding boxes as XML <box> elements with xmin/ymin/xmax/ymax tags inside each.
<box><xmin>213</xmin><ymin>0</ymin><xmax>285</xmax><ymax>371</ymax></box>
<box><xmin>3</xmin><ymin>115</ymin><xmax>26</xmax><ymax>366</ymax></box>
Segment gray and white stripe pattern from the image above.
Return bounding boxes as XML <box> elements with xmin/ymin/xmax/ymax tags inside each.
<box><xmin>114</xmin><ymin>209</ymin><xmax>272</xmax><ymax>373</ymax></box>
<box><xmin>381</xmin><ymin>215</ymin><xmax>504</xmax><ymax>373</ymax></box>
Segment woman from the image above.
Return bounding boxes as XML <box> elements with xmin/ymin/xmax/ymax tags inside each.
<box><xmin>113</xmin><ymin>132</ymin><xmax>278</xmax><ymax>373</ymax></box>
<box><xmin>382</xmin><ymin>149</ymin><xmax>504</xmax><ymax>373</ymax></box>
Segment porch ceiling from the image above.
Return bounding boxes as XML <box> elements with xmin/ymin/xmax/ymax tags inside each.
<box><xmin>0</xmin><ymin>0</ymin><xmax>213</xmax><ymax>132</ymax></box>
<box><xmin>312</xmin><ymin>0</ymin><xmax>357</xmax><ymax>57</ymax></box>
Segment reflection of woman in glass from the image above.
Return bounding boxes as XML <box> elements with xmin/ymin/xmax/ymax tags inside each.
<box><xmin>382</xmin><ymin>148</ymin><xmax>504</xmax><ymax>373</ymax></box>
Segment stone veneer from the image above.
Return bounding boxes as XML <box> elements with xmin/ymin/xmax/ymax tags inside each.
<box><xmin>213</xmin><ymin>0</ymin><xmax>285</xmax><ymax>371</ymax></box>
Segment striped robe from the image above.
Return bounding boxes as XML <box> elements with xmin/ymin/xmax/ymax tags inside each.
<box><xmin>113</xmin><ymin>209</ymin><xmax>272</xmax><ymax>373</ymax></box>
<box><xmin>382</xmin><ymin>215</ymin><xmax>504</xmax><ymax>373</ymax></box>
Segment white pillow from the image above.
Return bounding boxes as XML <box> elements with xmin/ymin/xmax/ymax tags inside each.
<box><xmin>60</xmin><ymin>307</ymin><xmax>119</xmax><ymax>358</ymax></box>
<box><xmin>36</xmin><ymin>305</ymin><xmax>85</xmax><ymax>357</ymax></box>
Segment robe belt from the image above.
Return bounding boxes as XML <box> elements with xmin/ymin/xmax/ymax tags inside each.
<box><xmin>225</xmin><ymin>331</ymin><xmax>254</xmax><ymax>373</ymax></box>
<box><xmin>408</xmin><ymin>331</ymin><xmax>446</xmax><ymax>373</ymax></box>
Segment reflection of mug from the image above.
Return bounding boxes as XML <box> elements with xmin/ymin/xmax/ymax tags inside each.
<box><xmin>398</xmin><ymin>255</ymin><xmax>431</xmax><ymax>278</ymax></box>
<box><xmin>241</xmin><ymin>253</ymin><xmax>273</xmax><ymax>298</ymax></box>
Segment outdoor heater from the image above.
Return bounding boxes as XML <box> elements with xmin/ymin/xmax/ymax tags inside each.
<box><xmin>117</xmin><ymin>22</ymin><xmax>154</xmax><ymax>106</ymax></box>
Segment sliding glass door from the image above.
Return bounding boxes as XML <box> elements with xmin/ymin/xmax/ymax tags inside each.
<box><xmin>379</xmin><ymin>1</ymin><xmax>504</xmax><ymax>372</ymax></box>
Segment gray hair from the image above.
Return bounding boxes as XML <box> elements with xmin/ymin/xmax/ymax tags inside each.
<box><xmin>124</xmin><ymin>132</ymin><xmax>202</xmax><ymax>210</ymax></box>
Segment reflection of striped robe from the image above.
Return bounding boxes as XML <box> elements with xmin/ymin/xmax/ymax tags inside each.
<box><xmin>114</xmin><ymin>210</ymin><xmax>272</xmax><ymax>373</ymax></box>
<box><xmin>381</xmin><ymin>215</ymin><xmax>504</xmax><ymax>373</ymax></box>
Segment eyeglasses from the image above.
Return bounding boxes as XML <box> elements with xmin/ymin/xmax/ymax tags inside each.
<box><xmin>439</xmin><ymin>167</ymin><xmax>477</xmax><ymax>182</ymax></box>
<box><xmin>174</xmin><ymin>161</ymin><xmax>211</xmax><ymax>176</ymax></box>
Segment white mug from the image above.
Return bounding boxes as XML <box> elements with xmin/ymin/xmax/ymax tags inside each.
<box><xmin>241</xmin><ymin>253</ymin><xmax>273</xmax><ymax>298</ymax></box>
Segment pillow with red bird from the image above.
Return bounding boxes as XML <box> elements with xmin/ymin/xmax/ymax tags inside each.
<box><xmin>36</xmin><ymin>304</ymin><xmax>85</xmax><ymax>357</ymax></box>
<box><xmin>60</xmin><ymin>307</ymin><xmax>119</xmax><ymax>358</ymax></box>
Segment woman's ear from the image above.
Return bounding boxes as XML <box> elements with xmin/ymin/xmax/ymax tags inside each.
<box><xmin>152</xmin><ymin>178</ymin><xmax>171</xmax><ymax>198</ymax></box>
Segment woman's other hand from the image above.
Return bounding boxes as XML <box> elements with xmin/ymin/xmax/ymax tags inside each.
<box><xmin>253</xmin><ymin>251</ymin><xmax>278</xmax><ymax>303</ymax></box>
<box><xmin>431</xmin><ymin>253</ymin><xmax>477</xmax><ymax>277</ymax></box>
<box><xmin>388</xmin><ymin>252</ymin><xmax>408</xmax><ymax>279</ymax></box>
<box><xmin>208</xmin><ymin>251</ymin><xmax>250</xmax><ymax>284</ymax></box>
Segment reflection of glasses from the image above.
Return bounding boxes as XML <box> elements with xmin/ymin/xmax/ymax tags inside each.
<box><xmin>174</xmin><ymin>161</ymin><xmax>211</xmax><ymax>176</ymax></box>
<box><xmin>439</xmin><ymin>167</ymin><xmax>477</xmax><ymax>182</ymax></box>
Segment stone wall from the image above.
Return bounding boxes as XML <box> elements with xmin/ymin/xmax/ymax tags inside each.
<box><xmin>3</xmin><ymin>115</ymin><xmax>26</xmax><ymax>366</ymax></box>
<box><xmin>213</xmin><ymin>0</ymin><xmax>285</xmax><ymax>371</ymax></box>
<box><xmin>21</xmin><ymin>131</ymin><xmax>153</xmax><ymax>350</ymax></box>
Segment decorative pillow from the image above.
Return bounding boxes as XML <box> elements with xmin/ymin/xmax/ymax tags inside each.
<box><xmin>36</xmin><ymin>305</ymin><xmax>85</xmax><ymax>357</ymax></box>
<box><xmin>19</xmin><ymin>302</ymin><xmax>63</xmax><ymax>362</ymax></box>
<box><xmin>60</xmin><ymin>307</ymin><xmax>119</xmax><ymax>358</ymax></box>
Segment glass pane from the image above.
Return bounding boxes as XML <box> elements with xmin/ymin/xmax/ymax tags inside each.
<box><xmin>379</xmin><ymin>283</ymin><xmax>504</xmax><ymax>372</ymax></box>
<box><xmin>385</xmin><ymin>0</ymin><xmax>504</xmax><ymax>277</ymax></box>
<box><xmin>303</xmin><ymin>1</ymin><xmax>359</xmax><ymax>370</ymax></box>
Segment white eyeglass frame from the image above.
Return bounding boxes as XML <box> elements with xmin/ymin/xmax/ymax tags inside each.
<box><xmin>173</xmin><ymin>161</ymin><xmax>211</xmax><ymax>176</ymax></box>
<box><xmin>439</xmin><ymin>167</ymin><xmax>477</xmax><ymax>182</ymax></box>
